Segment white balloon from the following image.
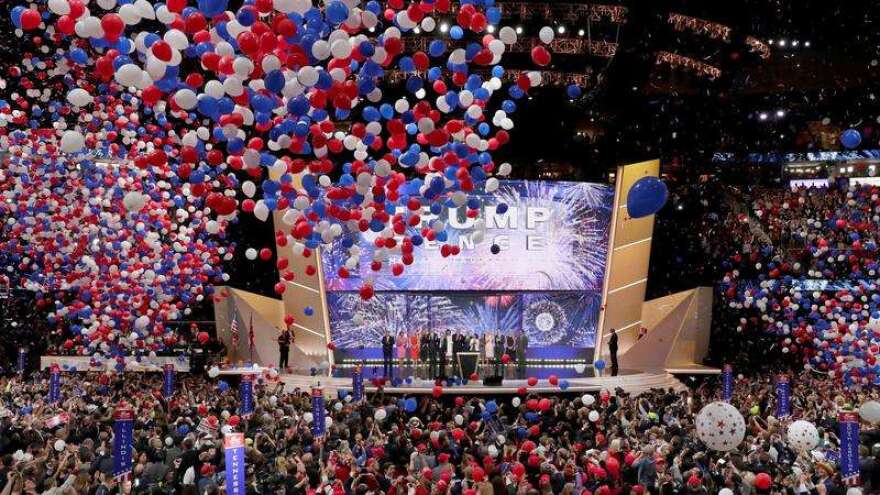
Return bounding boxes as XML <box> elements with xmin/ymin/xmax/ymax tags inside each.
<box><xmin>245</xmin><ymin>248</ymin><xmax>258</xmax><ymax>260</ymax></box>
<box><xmin>860</xmin><ymin>400</ymin><xmax>880</xmax><ymax>423</ymax></box>
<box><xmin>581</xmin><ymin>394</ymin><xmax>595</xmax><ymax>406</ymax></box>
<box><xmin>539</xmin><ymin>26</ymin><xmax>555</xmax><ymax>44</ymax></box>
<box><xmin>242</xmin><ymin>181</ymin><xmax>257</xmax><ymax>198</ymax></box>
<box><xmin>303</xmin><ymin>412</ymin><xmax>313</xmax><ymax>423</ymax></box>
<box><xmin>498</xmin><ymin>163</ymin><xmax>512</xmax><ymax>176</ymax></box>
<box><xmin>53</xmin><ymin>440</ymin><xmax>66</xmax><ymax>452</ymax></box>
<box><xmin>48</xmin><ymin>0</ymin><xmax>71</xmax><ymax>15</ymax></box>
<box><xmin>511</xmin><ymin>397</ymin><xmax>521</xmax><ymax>407</ymax></box>
<box><xmin>454</xmin><ymin>414</ymin><xmax>464</xmax><ymax>425</ymax></box>
<box><xmin>331</xmin><ymin>39</ymin><xmax>352</xmax><ymax>59</ymax></box>
<box><xmin>118</xmin><ymin>4</ymin><xmax>141</xmax><ymax>25</ymax></box>
<box><xmin>173</xmin><ymin>89</ymin><xmax>198</xmax><ymax>110</ymax></box>
<box><xmin>60</xmin><ymin>131</ymin><xmax>85</xmax><ymax>153</ymax></box>
<box><xmin>719</xmin><ymin>490</ymin><xmax>734</xmax><ymax>495</ymax></box>
<box><xmin>123</xmin><ymin>191</ymin><xmax>147</xmax><ymax>212</ymax></box>
<box><xmin>695</xmin><ymin>402</ymin><xmax>745</xmax><ymax>451</ymax></box>
<box><xmin>374</xmin><ymin>409</ymin><xmax>387</xmax><ymax>421</ymax></box>
<box><xmin>115</xmin><ymin>64</ymin><xmax>143</xmax><ymax>87</ymax></box>
<box><xmin>485</xmin><ymin>177</ymin><xmax>499</xmax><ymax>193</ymax></box>
<box><xmin>574</xmin><ymin>363</ymin><xmax>586</xmax><ymax>374</ymax></box>
<box><xmin>499</xmin><ymin>26</ymin><xmax>517</xmax><ymax>45</ymax></box>
<box><xmin>67</xmin><ymin>88</ymin><xmax>93</xmax><ymax>107</ymax></box>
<box><xmin>786</xmin><ymin>420</ymin><xmax>819</xmax><ymax>451</ymax></box>
<box><xmin>253</xmin><ymin>201</ymin><xmax>270</xmax><ymax>222</ymax></box>
<box><xmin>588</xmin><ymin>410</ymin><xmax>600</xmax><ymax>422</ymax></box>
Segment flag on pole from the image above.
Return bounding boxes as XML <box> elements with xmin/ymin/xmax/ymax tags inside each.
<box><xmin>248</xmin><ymin>311</ymin><xmax>256</xmax><ymax>361</ymax></box>
<box><xmin>230</xmin><ymin>306</ymin><xmax>240</xmax><ymax>349</ymax></box>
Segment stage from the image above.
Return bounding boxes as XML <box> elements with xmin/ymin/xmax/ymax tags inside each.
<box><xmin>278</xmin><ymin>369</ymin><xmax>688</xmax><ymax>396</ymax></box>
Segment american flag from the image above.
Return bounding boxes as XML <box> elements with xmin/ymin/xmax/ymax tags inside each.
<box><xmin>248</xmin><ymin>311</ymin><xmax>255</xmax><ymax>360</ymax></box>
<box><xmin>230</xmin><ymin>310</ymin><xmax>239</xmax><ymax>349</ymax></box>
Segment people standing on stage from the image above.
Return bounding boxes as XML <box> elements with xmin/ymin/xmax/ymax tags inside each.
<box><xmin>483</xmin><ymin>330</ymin><xmax>494</xmax><ymax>375</ymax></box>
<box><xmin>381</xmin><ymin>330</ymin><xmax>395</xmax><ymax>377</ymax></box>
<box><xmin>439</xmin><ymin>330</ymin><xmax>451</xmax><ymax>379</ymax></box>
<box><xmin>494</xmin><ymin>332</ymin><xmax>504</xmax><ymax>377</ymax></box>
<box><xmin>516</xmin><ymin>330</ymin><xmax>528</xmax><ymax>379</ymax></box>
<box><xmin>277</xmin><ymin>326</ymin><xmax>292</xmax><ymax>370</ymax></box>
<box><xmin>430</xmin><ymin>332</ymin><xmax>442</xmax><ymax>380</ymax></box>
<box><xmin>420</xmin><ymin>330</ymin><xmax>431</xmax><ymax>379</ymax></box>
<box><xmin>396</xmin><ymin>331</ymin><xmax>408</xmax><ymax>374</ymax></box>
<box><xmin>608</xmin><ymin>328</ymin><xmax>619</xmax><ymax>377</ymax></box>
<box><xmin>445</xmin><ymin>330</ymin><xmax>454</xmax><ymax>378</ymax></box>
<box><xmin>505</xmin><ymin>333</ymin><xmax>516</xmax><ymax>379</ymax></box>
<box><xmin>451</xmin><ymin>331</ymin><xmax>463</xmax><ymax>374</ymax></box>
<box><xmin>469</xmin><ymin>332</ymin><xmax>480</xmax><ymax>353</ymax></box>
<box><xmin>409</xmin><ymin>331</ymin><xmax>420</xmax><ymax>378</ymax></box>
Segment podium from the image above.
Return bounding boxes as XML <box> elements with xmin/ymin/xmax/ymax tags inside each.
<box><xmin>456</xmin><ymin>352</ymin><xmax>479</xmax><ymax>379</ymax></box>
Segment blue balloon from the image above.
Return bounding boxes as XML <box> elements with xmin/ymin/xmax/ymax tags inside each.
<box><xmin>626</xmin><ymin>176</ymin><xmax>668</xmax><ymax>218</ymax></box>
<box><xmin>594</xmin><ymin>359</ymin><xmax>606</xmax><ymax>370</ymax></box>
<box><xmin>304</xmin><ymin>306</ymin><xmax>314</xmax><ymax>316</ymax></box>
<box><xmin>405</xmin><ymin>397</ymin><xmax>417</xmax><ymax>412</ymax></box>
<box><xmin>566</xmin><ymin>85</ymin><xmax>582</xmax><ymax>99</ymax></box>
<box><xmin>840</xmin><ymin>128</ymin><xmax>862</xmax><ymax>149</ymax></box>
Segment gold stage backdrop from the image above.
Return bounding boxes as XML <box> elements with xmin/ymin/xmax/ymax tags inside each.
<box><xmin>213</xmin><ymin>160</ymin><xmax>714</xmax><ymax>374</ymax></box>
<box><xmin>596</xmin><ymin>160</ymin><xmax>660</xmax><ymax>355</ymax></box>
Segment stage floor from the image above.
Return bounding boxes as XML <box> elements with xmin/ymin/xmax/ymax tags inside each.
<box><xmin>279</xmin><ymin>370</ymin><xmax>686</xmax><ymax>396</ymax></box>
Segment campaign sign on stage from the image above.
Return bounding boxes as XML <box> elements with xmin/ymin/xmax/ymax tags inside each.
<box><xmin>312</xmin><ymin>386</ymin><xmax>326</xmax><ymax>438</ymax></box>
<box><xmin>775</xmin><ymin>375</ymin><xmax>791</xmax><ymax>418</ymax></box>
<box><xmin>48</xmin><ymin>364</ymin><xmax>61</xmax><ymax>404</ymax></box>
<box><xmin>839</xmin><ymin>411</ymin><xmax>860</xmax><ymax>486</ymax></box>
<box><xmin>721</xmin><ymin>364</ymin><xmax>733</xmax><ymax>402</ymax></box>
<box><xmin>113</xmin><ymin>406</ymin><xmax>134</xmax><ymax>480</ymax></box>
<box><xmin>224</xmin><ymin>433</ymin><xmax>247</xmax><ymax>495</ymax></box>
<box><xmin>162</xmin><ymin>364</ymin><xmax>175</xmax><ymax>399</ymax></box>
<box><xmin>240</xmin><ymin>374</ymin><xmax>254</xmax><ymax>416</ymax></box>
<box><xmin>352</xmin><ymin>366</ymin><xmax>363</xmax><ymax>402</ymax></box>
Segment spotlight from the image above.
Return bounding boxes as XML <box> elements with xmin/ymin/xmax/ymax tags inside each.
<box><xmin>515</xmin><ymin>26</ymin><xmax>523</xmax><ymax>34</ymax></box>
<box><xmin>778</xmin><ymin>39</ymin><xmax>786</xmax><ymax>47</ymax></box>
<box><xmin>805</xmin><ymin>41</ymin><xmax>811</xmax><ymax>47</ymax></box>
<box><xmin>486</xmin><ymin>25</ymin><xmax>495</xmax><ymax>33</ymax></box>
<box><xmin>557</xmin><ymin>25</ymin><xmax>565</xmax><ymax>34</ymax></box>
<box><xmin>848</xmin><ymin>166</ymin><xmax>854</xmax><ymax>173</ymax></box>
<box><xmin>768</xmin><ymin>39</ymin><xmax>774</xmax><ymax>45</ymax></box>
<box><xmin>776</xmin><ymin>110</ymin><xmax>785</xmax><ymax>118</ymax></box>
<box><xmin>792</xmin><ymin>40</ymin><xmax>799</xmax><ymax>47</ymax></box>
<box><xmin>440</xmin><ymin>22</ymin><xmax>449</xmax><ymax>33</ymax></box>
<box><xmin>759</xmin><ymin>112</ymin><xmax>768</xmax><ymax>121</ymax></box>
<box><xmin>578</xmin><ymin>29</ymin><xmax>585</xmax><ymax>36</ymax></box>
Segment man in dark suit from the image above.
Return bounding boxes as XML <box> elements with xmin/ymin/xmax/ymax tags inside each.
<box><xmin>608</xmin><ymin>329</ymin><xmax>619</xmax><ymax>377</ymax></box>
<box><xmin>431</xmin><ymin>333</ymin><xmax>442</xmax><ymax>379</ymax></box>
<box><xmin>439</xmin><ymin>331</ymin><xmax>449</xmax><ymax>379</ymax></box>
<box><xmin>516</xmin><ymin>330</ymin><xmax>528</xmax><ymax>379</ymax></box>
<box><xmin>381</xmin><ymin>330</ymin><xmax>394</xmax><ymax>377</ymax></box>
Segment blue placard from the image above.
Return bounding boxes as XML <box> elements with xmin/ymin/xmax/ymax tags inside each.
<box><xmin>17</xmin><ymin>348</ymin><xmax>26</xmax><ymax>374</ymax></box>
<box><xmin>775</xmin><ymin>375</ymin><xmax>791</xmax><ymax>418</ymax></box>
<box><xmin>163</xmin><ymin>364</ymin><xmax>175</xmax><ymax>399</ymax></box>
<box><xmin>312</xmin><ymin>387</ymin><xmax>326</xmax><ymax>438</ymax></box>
<box><xmin>722</xmin><ymin>364</ymin><xmax>733</xmax><ymax>402</ymax></box>
<box><xmin>224</xmin><ymin>433</ymin><xmax>247</xmax><ymax>495</ymax></box>
<box><xmin>352</xmin><ymin>368</ymin><xmax>363</xmax><ymax>402</ymax></box>
<box><xmin>113</xmin><ymin>408</ymin><xmax>134</xmax><ymax>480</ymax></box>
<box><xmin>48</xmin><ymin>364</ymin><xmax>61</xmax><ymax>404</ymax></box>
<box><xmin>838</xmin><ymin>411</ymin><xmax>861</xmax><ymax>486</ymax></box>
<box><xmin>240</xmin><ymin>374</ymin><xmax>254</xmax><ymax>415</ymax></box>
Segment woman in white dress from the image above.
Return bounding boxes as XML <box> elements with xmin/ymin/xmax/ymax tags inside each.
<box><xmin>484</xmin><ymin>330</ymin><xmax>495</xmax><ymax>374</ymax></box>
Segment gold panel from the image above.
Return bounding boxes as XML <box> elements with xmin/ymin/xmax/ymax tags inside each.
<box><xmin>602</xmin><ymin>280</ymin><xmax>646</xmax><ymax>335</ymax></box>
<box><xmin>607</xmin><ymin>240</ymin><xmax>652</xmax><ymax>290</ymax></box>
<box><xmin>613</xmin><ymin>211</ymin><xmax>655</xmax><ymax>247</ymax></box>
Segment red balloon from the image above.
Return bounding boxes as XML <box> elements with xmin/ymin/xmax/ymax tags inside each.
<box><xmin>755</xmin><ymin>473</ymin><xmax>771</xmax><ymax>490</ymax></box>
<box><xmin>538</xmin><ymin>398</ymin><xmax>551</xmax><ymax>411</ymax></box>
<box><xmin>101</xmin><ymin>14</ymin><xmax>125</xmax><ymax>41</ymax></box>
<box><xmin>359</xmin><ymin>284</ymin><xmax>374</xmax><ymax>300</ymax></box>
<box><xmin>548</xmin><ymin>374</ymin><xmax>558</xmax><ymax>386</ymax></box>
<box><xmin>432</xmin><ymin>385</ymin><xmax>443</xmax><ymax>398</ymax></box>
<box><xmin>501</xmin><ymin>353</ymin><xmax>510</xmax><ymax>364</ymax></box>
<box><xmin>20</xmin><ymin>9</ymin><xmax>41</xmax><ymax>30</ymax></box>
<box><xmin>197</xmin><ymin>331</ymin><xmax>209</xmax><ymax>344</ymax></box>
<box><xmin>531</xmin><ymin>46</ymin><xmax>551</xmax><ymax>66</ymax></box>
<box><xmin>527</xmin><ymin>376</ymin><xmax>538</xmax><ymax>387</ymax></box>
<box><xmin>228</xmin><ymin>415</ymin><xmax>240</xmax><ymax>427</ymax></box>
<box><xmin>259</xmin><ymin>247</ymin><xmax>272</xmax><ymax>260</ymax></box>
<box><xmin>274</xmin><ymin>282</ymin><xmax>286</xmax><ymax>295</ymax></box>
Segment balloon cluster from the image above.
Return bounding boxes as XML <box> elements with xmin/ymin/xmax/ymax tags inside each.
<box><xmin>720</xmin><ymin>184</ymin><xmax>880</xmax><ymax>385</ymax></box>
<box><xmin>3</xmin><ymin>0</ymin><xmax>555</xmax><ymax>349</ymax></box>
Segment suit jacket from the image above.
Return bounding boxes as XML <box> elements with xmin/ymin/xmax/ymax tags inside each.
<box><xmin>382</xmin><ymin>336</ymin><xmax>394</xmax><ymax>352</ymax></box>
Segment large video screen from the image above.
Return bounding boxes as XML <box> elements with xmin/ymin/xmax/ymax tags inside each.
<box><xmin>321</xmin><ymin>181</ymin><xmax>614</xmax><ymax>292</ymax></box>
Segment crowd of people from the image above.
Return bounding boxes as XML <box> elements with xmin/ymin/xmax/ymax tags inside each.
<box><xmin>0</xmin><ymin>366</ymin><xmax>877</xmax><ymax>495</ymax></box>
